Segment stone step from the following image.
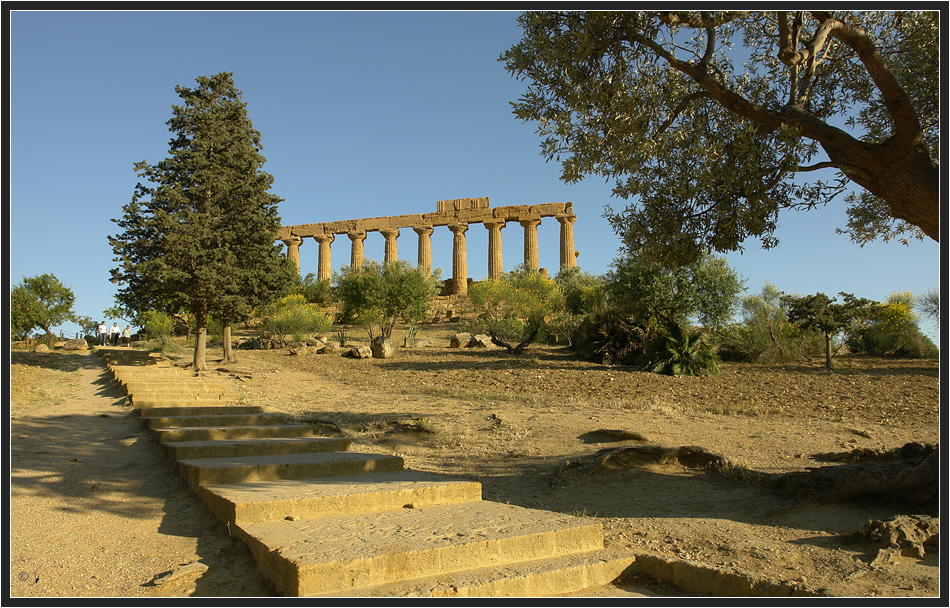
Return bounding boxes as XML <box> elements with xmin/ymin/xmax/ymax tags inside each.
<box><xmin>136</xmin><ymin>405</ymin><xmax>265</xmax><ymax>418</ymax></box>
<box><xmin>236</xmin><ymin>500</ymin><xmax>608</xmax><ymax>596</ymax></box>
<box><xmin>151</xmin><ymin>423</ymin><xmax>317</xmax><ymax>444</ymax></box>
<box><xmin>132</xmin><ymin>397</ymin><xmax>237</xmax><ymax>408</ymax></box>
<box><xmin>176</xmin><ymin>451</ymin><xmax>405</xmax><ymax>489</ymax></box>
<box><xmin>164</xmin><ymin>436</ymin><xmax>352</xmax><ymax>461</ymax></box>
<box><xmin>198</xmin><ymin>470</ymin><xmax>483</xmax><ymax>526</ymax></box>
<box><xmin>343</xmin><ymin>549</ymin><xmax>635</xmax><ymax>597</ymax></box>
<box><xmin>143</xmin><ymin>413</ymin><xmax>288</xmax><ymax>429</ymax></box>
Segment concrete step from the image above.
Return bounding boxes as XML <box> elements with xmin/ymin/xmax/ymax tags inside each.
<box><xmin>136</xmin><ymin>405</ymin><xmax>264</xmax><ymax>418</ymax></box>
<box><xmin>151</xmin><ymin>423</ymin><xmax>317</xmax><ymax>444</ymax></box>
<box><xmin>198</xmin><ymin>470</ymin><xmax>483</xmax><ymax>526</ymax></box>
<box><xmin>163</xmin><ymin>436</ymin><xmax>352</xmax><ymax>461</ymax></box>
<box><xmin>236</xmin><ymin>500</ymin><xmax>608</xmax><ymax>596</ymax></box>
<box><xmin>143</xmin><ymin>413</ymin><xmax>289</xmax><ymax>429</ymax></box>
<box><xmin>344</xmin><ymin>549</ymin><xmax>635</xmax><ymax>597</ymax></box>
<box><xmin>176</xmin><ymin>451</ymin><xmax>406</xmax><ymax>489</ymax></box>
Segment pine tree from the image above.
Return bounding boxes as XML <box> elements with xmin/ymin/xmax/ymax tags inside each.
<box><xmin>110</xmin><ymin>72</ymin><xmax>295</xmax><ymax>370</ymax></box>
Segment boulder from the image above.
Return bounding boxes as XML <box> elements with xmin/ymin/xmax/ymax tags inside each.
<box><xmin>371</xmin><ymin>336</ymin><xmax>396</xmax><ymax>359</ymax></box>
<box><xmin>348</xmin><ymin>345</ymin><xmax>373</xmax><ymax>359</ymax></box>
<box><xmin>62</xmin><ymin>338</ymin><xmax>88</xmax><ymax>350</ymax></box>
<box><xmin>469</xmin><ymin>334</ymin><xmax>494</xmax><ymax>348</ymax></box>
<box><xmin>34</xmin><ymin>343</ymin><xmax>50</xmax><ymax>353</ymax></box>
<box><xmin>450</xmin><ymin>332</ymin><xmax>471</xmax><ymax>348</ymax></box>
<box><xmin>321</xmin><ymin>342</ymin><xmax>341</xmax><ymax>354</ymax></box>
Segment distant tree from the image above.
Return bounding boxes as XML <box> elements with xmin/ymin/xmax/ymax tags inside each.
<box><xmin>915</xmin><ymin>286</ymin><xmax>939</xmax><ymax>328</ymax></box>
<box><xmin>555</xmin><ymin>265</ymin><xmax>607</xmax><ymax>315</ymax></box>
<box><xmin>781</xmin><ymin>292</ymin><xmax>878</xmax><ymax>369</ymax></box>
<box><xmin>467</xmin><ymin>265</ymin><xmax>565</xmax><ymax>355</ymax></box>
<box><xmin>110</xmin><ymin>72</ymin><xmax>292</xmax><ymax>370</ymax></box>
<box><xmin>11</xmin><ymin>274</ymin><xmax>76</xmax><ymax>342</ymax></box>
<box><xmin>503</xmin><ymin>11</ymin><xmax>939</xmax><ymax>264</ymax></box>
<box><xmin>298</xmin><ymin>272</ymin><xmax>335</xmax><ymax>306</ymax></box>
<box><xmin>334</xmin><ymin>260</ymin><xmax>442</xmax><ymax>340</ymax></box>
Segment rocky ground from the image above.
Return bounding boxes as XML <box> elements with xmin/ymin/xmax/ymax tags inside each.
<box><xmin>8</xmin><ymin>324</ymin><xmax>942</xmax><ymax>598</ymax></box>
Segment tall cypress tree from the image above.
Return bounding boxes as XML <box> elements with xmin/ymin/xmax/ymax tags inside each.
<box><xmin>110</xmin><ymin>72</ymin><xmax>295</xmax><ymax>370</ymax></box>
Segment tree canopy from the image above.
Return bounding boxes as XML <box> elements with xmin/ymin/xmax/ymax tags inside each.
<box><xmin>11</xmin><ymin>274</ymin><xmax>77</xmax><ymax>341</ymax></box>
<box><xmin>110</xmin><ymin>72</ymin><xmax>294</xmax><ymax>369</ymax></box>
<box><xmin>502</xmin><ymin>11</ymin><xmax>939</xmax><ymax>264</ymax></box>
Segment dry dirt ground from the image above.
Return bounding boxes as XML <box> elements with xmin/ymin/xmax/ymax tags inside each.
<box><xmin>8</xmin><ymin>324</ymin><xmax>943</xmax><ymax>599</ymax></box>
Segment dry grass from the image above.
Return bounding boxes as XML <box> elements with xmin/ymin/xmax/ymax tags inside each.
<box><xmin>10</xmin><ymin>350</ymin><xmax>87</xmax><ymax>416</ymax></box>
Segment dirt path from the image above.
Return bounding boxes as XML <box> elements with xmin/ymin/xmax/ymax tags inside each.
<box><xmin>9</xmin><ymin>352</ymin><xmax>271</xmax><ymax>597</ymax></box>
<box><xmin>8</xmin><ymin>340</ymin><xmax>941</xmax><ymax>598</ymax></box>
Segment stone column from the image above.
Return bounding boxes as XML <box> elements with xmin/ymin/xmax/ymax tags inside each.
<box><xmin>414</xmin><ymin>225</ymin><xmax>434</xmax><ymax>275</ymax></box>
<box><xmin>449</xmin><ymin>222</ymin><xmax>469</xmax><ymax>295</ymax></box>
<box><xmin>557</xmin><ymin>213</ymin><xmax>577</xmax><ymax>270</ymax></box>
<box><xmin>313</xmin><ymin>233</ymin><xmax>335</xmax><ymax>281</ymax></box>
<box><xmin>380</xmin><ymin>228</ymin><xmax>400</xmax><ymax>264</ymax></box>
<box><xmin>520</xmin><ymin>218</ymin><xmax>541</xmax><ymax>271</ymax></box>
<box><xmin>484</xmin><ymin>220</ymin><xmax>506</xmax><ymax>279</ymax></box>
<box><xmin>347</xmin><ymin>231</ymin><xmax>366</xmax><ymax>270</ymax></box>
<box><xmin>281</xmin><ymin>236</ymin><xmax>302</xmax><ymax>273</ymax></box>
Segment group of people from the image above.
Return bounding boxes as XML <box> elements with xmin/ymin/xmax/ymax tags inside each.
<box><xmin>97</xmin><ymin>321</ymin><xmax>132</xmax><ymax>347</ymax></box>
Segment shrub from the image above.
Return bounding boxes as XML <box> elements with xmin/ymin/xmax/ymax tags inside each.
<box><xmin>716</xmin><ymin>283</ymin><xmax>823</xmax><ymax>364</ymax></box>
<box><xmin>555</xmin><ymin>265</ymin><xmax>607</xmax><ymax>315</ymax></box>
<box><xmin>642</xmin><ymin>321</ymin><xmax>721</xmax><ymax>376</ymax></box>
<box><xmin>264</xmin><ymin>294</ymin><xmax>333</xmax><ymax>343</ymax></box>
<box><xmin>848</xmin><ymin>291</ymin><xmax>938</xmax><ymax>358</ymax></box>
<box><xmin>572</xmin><ymin>307</ymin><xmax>653</xmax><ymax>366</ymax></box>
<box><xmin>299</xmin><ymin>273</ymin><xmax>334</xmax><ymax>306</ymax></box>
<box><xmin>141</xmin><ymin>310</ymin><xmax>175</xmax><ymax>345</ymax></box>
<box><xmin>467</xmin><ymin>265</ymin><xmax>565</xmax><ymax>354</ymax></box>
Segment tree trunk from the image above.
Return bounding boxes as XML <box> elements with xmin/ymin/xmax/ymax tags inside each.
<box><xmin>222</xmin><ymin>322</ymin><xmax>234</xmax><ymax>364</ymax></box>
<box><xmin>824</xmin><ymin>332</ymin><xmax>833</xmax><ymax>369</ymax></box>
<box><xmin>193</xmin><ymin>325</ymin><xmax>207</xmax><ymax>371</ymax></box>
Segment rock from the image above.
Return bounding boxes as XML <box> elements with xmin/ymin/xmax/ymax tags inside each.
<box><xmin>152</xmin><ymin>561</ymin><xmax>208</xmax><ymax>586</ymax></box>
<box><xmin>371</xmin><ymin>336</ymin><xmax>395</xmax><ymax>359</ymax></box>
<box><xmin>403</xmin><ymin>337</ymin><xmax>432</xmax><ymax>348</ymax></box>
<box><xmin>34</xmin><ymin>343</ymin><xmax>50</xmax><ymax>353</ymax></box>
<box><xmin>469</xmin><ymin>334</ymin><xmax>493</xmax><ymax>348</ymax></box>
<box><xmin>62</xmin><ymin>338</ymin><xmax>88</xmax><ymax>350</ymax></box>
<box><xmin>450</xmin><ymin>333</ymin><xmax>471</xmax><ymax>348</ymax></box>
<box><xmin>321</xmin><ymin>342</ymin><xmax>341</xmax><ymax>354</ymax></box>
<box><xmin>289</xmin><ymin>346</ymin><xmax>308</xmax><ymax>356</ymax></box>
<box><xmin>305</xmin><ymin>337</ymin><xmax>326</xmax><ymax>349</ymax></box>
<box><xmin>348</xmin><ymin>345</ymin><xmax>373</xmax><ymax>359</ymax></box>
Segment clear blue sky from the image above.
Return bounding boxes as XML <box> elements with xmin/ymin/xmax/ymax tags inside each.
<box><xmin>8</xmin><ymin>9</ymin><xmax>941</xmax><ymax>342</ymax></box>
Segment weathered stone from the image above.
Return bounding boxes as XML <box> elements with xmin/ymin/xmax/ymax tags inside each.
<box><xmin>450</xmin><ymin>333</ymin><xmax>471</xmax><ymax>348</ymax></box>
<box><xmin>62</xmin><ymin>338</ymin><xmax>88</xmax><ymax>350</ymax></box>
<box><xmin>371</xmin><ymin>337</ymin><xmax>395</xmax><ymax>359</ymax></box>
<box><xmin>305</xmin><ymin>337</ymin><xmax>326</xmax><ymax>349</ymax></box>
<box><xmin>349</xmin><ymin>345</ymin><xmax>373</xmax><ymax>359</ymax></box>
<box><xmin>34</xmin><ymin>343</ymin><xmax>50</xmax><ymax>353</ymax></box>
<box><xmin>469</xmin><ymin>334</ymin><xmax>493</xmax><ymax>348</ymax></box>
<box><xmin>403</xmin><ymin>337</ymin><xmax>433</xmax><ymax>348</ymax></box>
<box><xmin>321</xmin><ymin>342</ymin><xmax>341</xmax><ymax>354</ymax></box>
<box><xmin>290</xmin><ymin>346</ymin><xmax>308</xmax><ymax>356</ymax></box>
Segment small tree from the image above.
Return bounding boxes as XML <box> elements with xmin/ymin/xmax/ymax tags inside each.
<box><xmin>11</xmin><ymin>274</ymin><xmax>77</xmax><ymax>343</ymax></box>
<box><xmin>262</xmin><ymin>294</ymin><xmax>333</xmax><ymax>344</ymax></box>
<box><xmin>334</xmin><ymin>260</ymin><xmax>441</xmax><ymax>340</ymax></box>
<box><xmin>467</xmin><ymin>265</ymin><xmax>565</xmax><ymax>355</ymax></box>
<box><xmin>782</xmin><ymin>292</ymin><xmax>878</xmax><ymax>369</ymax></box>
<box><xmin>916</xmin><ymin>286</ymin><xmax>939</xmax><ymax>328</ymax></box>
<box><xmin>605</xmin><ymin>251</ymin><xmax>744</xmax><ymax>329</ymax></box>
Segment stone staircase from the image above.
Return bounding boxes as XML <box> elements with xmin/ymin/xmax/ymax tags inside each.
<box><xmin>99</xmin><ymin>348</ymin><xmax>634</xmax><ymax>597</ymax></box>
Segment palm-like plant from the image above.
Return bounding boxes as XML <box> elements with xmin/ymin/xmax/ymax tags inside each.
<box><xmin>642</xmin><ymin>322</ymin><xmax>720</xmax><ymax>377</ymax></box>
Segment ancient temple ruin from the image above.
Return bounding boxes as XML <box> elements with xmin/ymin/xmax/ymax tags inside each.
<box><xmin>276</xmin><ymin>198</ymin><xmax>577</xmax><ymax>295</ymax></box>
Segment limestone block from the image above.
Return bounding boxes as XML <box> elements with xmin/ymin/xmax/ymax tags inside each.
<box><xmin>371</xmin><ymin>336</ymin><xmax>396</xmax><ymax>359</ymax></box>
<box><xmin>450</xmin><ymin>333</ymin><xmax>472</xmax><ymax>348</ymax></box>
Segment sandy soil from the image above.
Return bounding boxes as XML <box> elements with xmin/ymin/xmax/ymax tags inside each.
<box><xmin>8</xmin><ymin>326</ymin><xmax>942</xmax><ymax>598</ymax></box>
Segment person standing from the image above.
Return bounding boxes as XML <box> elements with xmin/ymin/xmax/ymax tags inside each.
<box><xmin>110</xmin><ymin>322</ymin><xmax>121</xmax><ymax>347</ymax></box>
<box><xmin>122</xmin><ymin>325</ymin><xmax>132</xmax><ymax>347</ymax></box>
<box><xmin>98</xmin><ymin>321</ymin><xmax>108</xmax><ymax>346</ymax></box>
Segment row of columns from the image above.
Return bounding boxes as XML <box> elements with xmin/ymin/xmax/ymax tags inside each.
<box><xmin>282</xmin><ymin>214</ymin><xmax>577</xmax><ymax>295</ymax></box>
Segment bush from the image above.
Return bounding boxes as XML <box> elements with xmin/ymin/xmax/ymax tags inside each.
<box><xmin>141</xmin><ymin>310</ymin><xmax>175</xmax><ymax>344</ymax></box>
<box><xmin>848</xmin><ymin>291</ymin><xmax>938</xmax><ymax>358</ymax></box>
<box><xmin>299</xmin><ymin>273</ymin><xmax>334</xmax><ymax>306</ymax></box>
<box><xmin>716</xmin><ymin>283</ymin><xmax>823</xmax><ymax>364</ymax></box>
<box><xmin>264</xmin><ymin>294</ymin><xmax>333</xmax><ymax>343</ymax></box>
<box><xmin>572</xmin><ymin>307</ymin><xmax>653</xmax><ymax>366</ymax></box>
<box><xmin>642</xmin><ymin>322</ymin><xmax>720</xmax><ymax>376</ymax></box>
<box><xmin>555</xmin><ymin>265</ymin><xmax>607</xmax><ymax>315</ymax></box>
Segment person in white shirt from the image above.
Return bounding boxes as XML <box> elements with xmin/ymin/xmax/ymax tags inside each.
<box><xmin>98</xmin><ymin>322</ymin><xmax>108</xmax><ymax>346</ymax></box>
<box><xmin>110</xmin><ymin>323</ymin><xmax>121</xmax><ymax>347</ymax></box>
